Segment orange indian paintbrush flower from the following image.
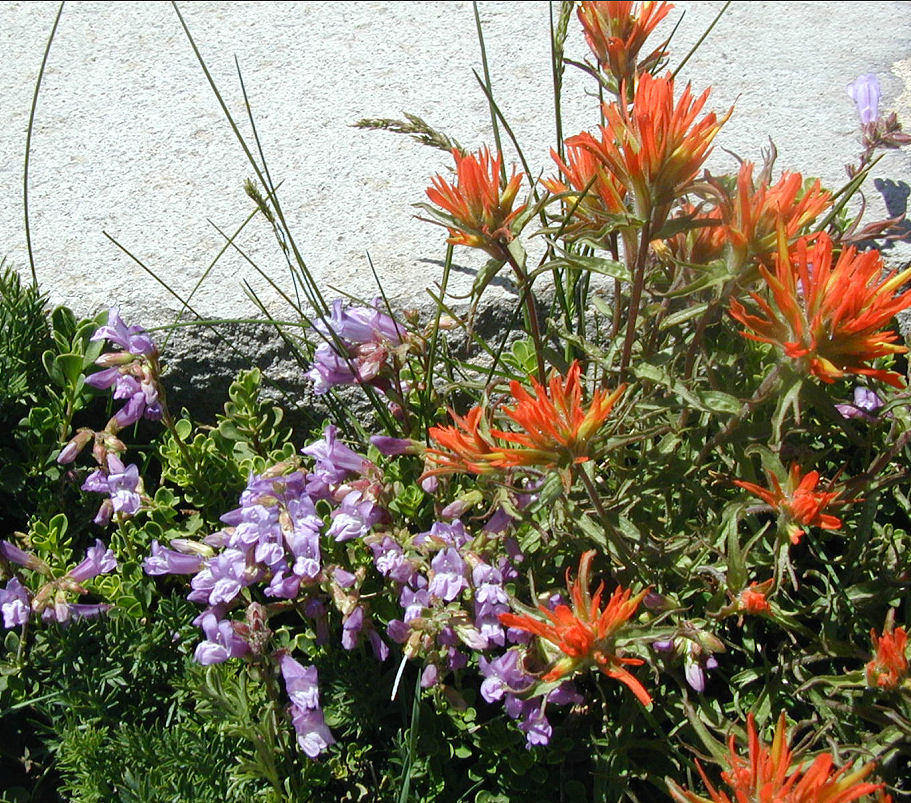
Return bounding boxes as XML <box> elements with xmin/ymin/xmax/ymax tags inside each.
<box><xmin>425</xmin><ymin>147</ymin><xmax>526</xmax><ymax>259</ymax></box>
<box><xmin>425</xmin><ymin>362</ymin><xmax>626</xmax><ymax>475</ymax></box>
<box><xmin>865</xmin><ymin>625</ymin><xmax>909</xmax><ymax>690</ymax></box>
<box><xmin>717</xmin><ymin>161</ymin><xmax>831</xmax><ymax>266</ymax></box>
<box><xmin>667</xmin><ymin>712</ymin><xmax>885</xmax><ymax>803</ymax></box>
<box><xmin>734</xmin><ymin>464</ymin><xmax>846</xmax><ymax>545</ymax></box>
<box><xmin>737</xmin><ymin>581</ymin><xmax>772</xmax><ymax>616</ymax></box>
<box><xmin>577</xmin><ymin>1</ymin><xmax>674</xmax><ymax>84</ymax></box>
<box><xmin>499</xmin><ymin>549</ymin><xmax>651</xmax><ymax>705</ymax></box>
<box><xmin>581</xmin><ymin>71</ymin><xmax>731</xmax><ymax>219</ymax></box>
<box><xmin>729</xmin><ymin>231</ymin><xmax>911</xmax><ymax>387</ymax></box>
<box><xmin>542</xmin><ymin>134</ymin><xmax>628</xmax><ymax>239</ymax></box>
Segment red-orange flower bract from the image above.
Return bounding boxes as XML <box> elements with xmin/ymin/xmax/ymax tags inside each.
<box><xmin>734</xmin><ymin>464</ymin><xmax>845</xmax><ymax>545</ymax></box>
<box><xmin>425</xmin><ymin>147</ymin><xmax>526</xmax><ymax>258</ymax></box>
<box><xmin>424</xmin><ymin>362</ymin><xmax>626</xmax><ymax>476</ymax></box>
<box><xmin>718</xmin><ymin>161</ymin><xmax>831</xmax><ymax>266</ymax></box>
<box><xmin>499</xmin><ymin>550</ymin><xmax>651</xmax><ymax>705</ymax></box>
<box><xmin>581</xmin><ymin>71</ymin><xmax>730</xmax><ymax>218</ymax></box>
<box><xmin>866</xmin><ymin>625</ymin><xmax>909</xmax><ymax>690</ymax></box>
<box><xmin>729</xmin><ymin>231</ymin><xmax>911</xmax><ymax>387</ymax></box>
<box><xmin>577</xmin><ymin>1</ymin><xmax>673</xmax><ymax>84</ymax></box>
<box><xmin>542</xmin><ymin>134</ymin><xmax>628</xmax><ymax>240</ymax></box>
<box><xmin>667</xmin><ymin>712</ymin><xmax>885</xmax><ymax>803</ymax></box>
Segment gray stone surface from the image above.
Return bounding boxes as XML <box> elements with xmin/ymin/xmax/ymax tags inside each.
<box><xmin>1</xmin><ymin>1</ymin><xmax>910</xmax><ymax>400</ymax></box>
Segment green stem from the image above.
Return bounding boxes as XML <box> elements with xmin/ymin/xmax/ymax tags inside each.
<box><xmin>619</xmin><ymin>219</ymin><xmax>653</xmax><ymax>376</ymax></box>
<box><xmin>575</xmin><ymin>464</ymin><xmax>637</xmax><ymax>578</ymax></box>
<box><xmin>503</xmin><ymin>249</ymin><xmax>547</xmax><ymax>385</ymax></box>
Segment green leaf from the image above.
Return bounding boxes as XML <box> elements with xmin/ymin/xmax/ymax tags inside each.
<box><xmin>536</xmin><ymin>253</ymin><xmax>631</xmax><ymax>283</ymax></box>
<box><xmin>55</xmin><ymin>353</ymin><xmax>84</xmax><ymax>387</ymax></box>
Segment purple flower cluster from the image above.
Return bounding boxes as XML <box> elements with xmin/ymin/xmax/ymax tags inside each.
<box><xmin>279</xmin><ymin>653</ymin><xmax>335</xmax><ymax>758</ymax></box>
<box><xmin>143</xmin><ymin>425</ymin><xmax>388</xmax><ymax>669</ymax></box>
<box><xmin>306</xmin><ymin>300</ymin><xmax>404</xmax><ymax>395</ymax></box>
<box><xmin>479</xmin><ymin>649</ymin><xmax>583</xmax><ymax>746</ymax></box>
<box><xmin>85</xmin><ymin>308</ymin><xmax>162</xmax><ymax>429</ymax></box>
<box><xmin>369</xmin><ymin>515</ymin><xmax>574</xmax><ymax>745</ymax></box>
<box><xmin>82</xmin><ymin>453</ymin><xmax>143</xmax><ymax>525</ymax></box>
<box><xmin>381</xmin><ymin>519</ymin><xmax>517</xmax><ymax>658</ymax></box>
<box><xmin>0</xmin><ymin>539</ymin><xmax>116</xmax><ymax>626</ymax></box>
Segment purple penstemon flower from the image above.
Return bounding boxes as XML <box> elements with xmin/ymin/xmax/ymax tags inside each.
<box><xmin>313</xmin><ymin>299</ymin><xmax>404</xmax><ymax>345</ymax></box>
<box><xmin>368</xmin><ymin>535</ymin><xmax>416</xmax><ymax>584</ymax></box>
<box><xmin>428</xmin><ymin>547</ymin><xmax>468</xmax><ymax>602</ymax></box>
<box><xmin>91</xmin><ymin>307</ymin><xmax>158</xmax><ymax>357</ymax></box>
<box><xmin>479</xmin><ymin>649</ymin><xmax>533</xmax><ymax>703</ymax></box>
<box><xmin>194</xmin><ymin>612</ymin><xmax>251</xmax><ymax>665</ymax></box>
<box><xmin>143</xmin><ymin>540</ymin><xmax>206</xmax><ymax>575</ymax></box>
<box><xmin>278</xmin><ymin>653</ymin><xmax>335</xmax><ymax>758</ymax></box>
<box><xmin>68</xmin><ymin>539</ymin><xmax>117</xmax><ymax>583</ymax></box>
<box><xmin>279</xmin><ymin>652</ymin><xmax>321</xmax><ymax>710</ymax></box>
<box><xmin>306</xmin><ymin>300</ymin><xmax>404</xmax><ymax>395</ymax></box>
<box><xmin>835</xmin><ymin>386</ymin><xmax>885</xmax><ymax>421</ymax></box>
<box><xmin>847</xmin><ymin>73</ymin><xmax>881</xmax><ymax>125</ymax></box>
<box><xmin>0</xmin><ymin>578</ymin><xmax>30</xmax><ymax>628</ymax></box>
<box><xmin>303</xmin><ymin>425</ymin><xmax>373</xmax><ymax>484</ymax></box>
<box><xmin>290</xmin><ymin>706</ymin><xmax>336</xmax><ymax>758</ymax></box>
<box><xmin>326</xmin><ymin>489</ymin><xmax>383</xmax><ymax>541</ymax></box>
<box><xmin>414</xmin><ymin>519</ymin><xmax>471</xmax><ymax>549</ymax></box>
<box><xmin>341</xmin><ymin>605</ymin><xmax>365</xmax><ymax>650</ymax></box>
<box><xmin>0</xmin><ymin>540</ymin><xmax>46</xmax><ymax>571</ymax></box>
<box><xmin>87</xmin><ymin>310</ymin><xmax>162</xmax><ymax>429</ymax></box>
<box><xmin>82</xmin><ymin>453</ymin><xmax>142</xmax><ymax>525</ymax></box>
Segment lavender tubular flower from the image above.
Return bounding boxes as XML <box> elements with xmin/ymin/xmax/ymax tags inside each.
<box><xmin>0</xmin><ymin>578</ymin><xmax>30</xmax><ymax>628</ymax></box>
<box><xmin>848</xmin><ymin>73</ymin><xmax>881</xmax><ymax>125</ymax></box>
<box><xmin>290</xmin><ymin>706</ymin><xmax>336</xmax><ymax>758</ymax></box>
<box><xmin>91</xmin><ymin>307</ymin><xmax>158</xmax><ymax>357</ymax></box>
<box><xmin>87</xmin><ymin>308</ymin><xmax>162</xmax><ymax>429</ymax></box>
<box><xmin>279</xmin><ymin>653</ymin><xmax>321</xmax><ymax>709</ymax></box>
<box><xmin>306</xmin><ymin>300</ymin><xmax>404</xmax><ymax>395</ymax></box>
<box><xmin>0</xmin><ymin>541</ymin><xmax>45</xmax><ymax>572</ymax></box>
<box><xmin>835</xmin><ymin>386</ymin><xmax>885</xmax><ymax>421</ymax></box>
<box><xmin>479</xmin><ymin>650</ymin><xmax>533</xmax><ymax>703</ymax></box>
<box><xmin>303</xmin><ymin>425</ymin><xmax>372</xmax><ymax>483</ymax></box>
<box><xmin>194</xmin><ymin>613</ymin><xmax>250</xmax><ymax>665</ymax></box>
<box><xmin>143</xmin><ymin>540</ymin><xmax>205</xmax><ymax>576</ymax></box>
<box><xmin>428</xmin><ymin>547</ymin><xmax>468</xmax><ymax>601</ymax></box>
<box><xmin>279</xmin><ymin>653</ymin><xmax>335</xmax><ymax>758</ymax></box>
<box><xmin>68</xmin><ymin>539</ymin><xmax>117</xmax><ymax>583</ymax></box>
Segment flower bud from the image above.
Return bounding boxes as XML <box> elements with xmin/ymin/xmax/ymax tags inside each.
<box><xmin>57</xmin><ymin>428</ymin><xmax>94</xmax><ymax>464</ymax></box>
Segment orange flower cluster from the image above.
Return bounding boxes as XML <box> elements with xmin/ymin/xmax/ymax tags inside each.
<box><xmin>737</xmin><ymin>581</ymin><xmax>772</xmax><ymax>616</ymax></box>
<box><xmin>577</xmin><ymin>1</ymin><xmax>673</xmax><ymax>84</ymax></box>
<box><xmin>734</xmin><ymin>464</ymin><xmax>845</xmax><ymax>545</ymax></box>
<box><xmin>582</xmin><ymin>71</ymin><xmax>730</xmax><ymax>218</ymax></box>
<box><xmin>729</xmin><ymin>232</ymin><xmax>911</xmax><ymax>387</ymax></box>
<box><xmin>717</xmin><ymin>162</ymin><xmax>831</xmax><ymax>266</ymax></box>
<box><xmin>499</xmin><ymin>550</ymin><xmax>651</xmax><ymax>705</ymax></box>
<box><xmin>425</xmin><ymin>147</ymin><xmax>526</xmax><ymax>258</ymax></box>
<box><xmin>543</xmin><ymin>135</ymin><xmax>627</xmax><ymax>240</ymax></box>
<box><xmin>668</xmin><ymin>712</ymin><xmax>885</xmax><ymax>803</ymax></box>
<box><xmin>425</xmin><ymin>362</ymin><xmax>625</xmax><ymax>476</ymax></box>
<box><xmin>865</xmin><ymin>625</ymin><xmax>909</xmax><ymax>690</ymax></box>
